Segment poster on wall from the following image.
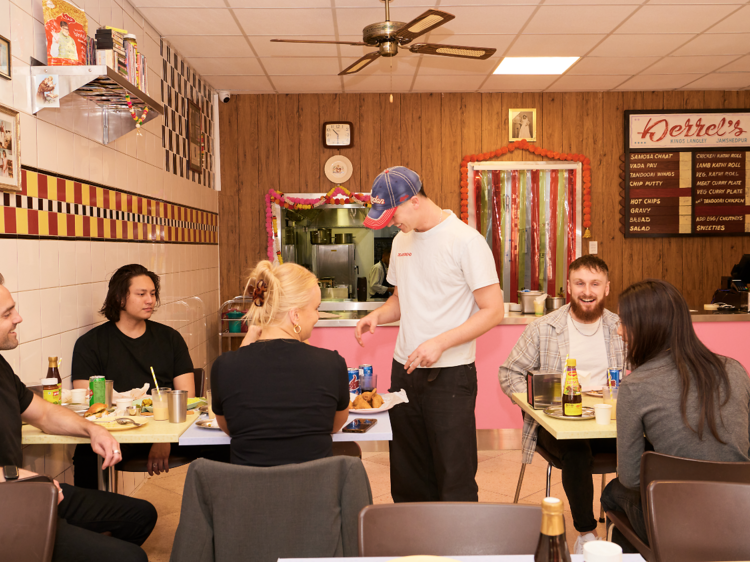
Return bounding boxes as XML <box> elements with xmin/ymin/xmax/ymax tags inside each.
<box><xmin>0</xmin><ymin>35</ymin><xmax>10</xmax><ymax>80</ymax></box>
<box><xmin>623</xmin><ymin>110</ymin><xmax>750</xmax><ymax>238</ymax></box>
<box><xmin>188</xmin><ymin>100</ymin><xmax>202</xmax><ymax>174</ymax></box>
<box><xmin>509</xmin><ymin>108</ymin><xmax>536</xmax><ymax>142</ymax></box>
<box><xmin>0</xmin><ymin>103</ymin><xmax>21</xmax><ymax>192</ymax></box>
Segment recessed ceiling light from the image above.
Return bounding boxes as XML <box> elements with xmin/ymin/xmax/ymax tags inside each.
<box><xmin>493</xmin><ymin>57</ymin><xmax>579</xmax><ymax>75</ymax></box>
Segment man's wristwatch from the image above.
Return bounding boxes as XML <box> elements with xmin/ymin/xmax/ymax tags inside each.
<box><xmin>3</xmin><ymin>465</ymin><xmax>19</xmax><ymax>480</ymax></box>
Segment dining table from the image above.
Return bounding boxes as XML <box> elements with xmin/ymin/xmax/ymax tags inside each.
<box><xmin>511</xmin><ymin>392</ymin><xmax>617</xmax><ymax>440</ymax></box>
<box><xmin>280</xmin><ymin>555</ymin><xmax>646</xmax><ymax>561</ymax></box>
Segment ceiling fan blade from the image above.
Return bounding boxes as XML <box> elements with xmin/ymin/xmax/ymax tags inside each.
<box><xmin>339</xmin><ymin>52</ymin><xmax>381</xmax><ymax>76</ymax></box>
<box><xmin>408</xmin><ymin>43</ymin><xmax>496</xmax><ymax>60</ymax></box>
<box><xmin>394</xmin><ymin>10</ymin><xmax>455</xmax><ymax>42</ymax></box>
<box><xmin>270</xmin><ymin>39</ymin><xmax>368</xmax><ymax>46</ymax></box>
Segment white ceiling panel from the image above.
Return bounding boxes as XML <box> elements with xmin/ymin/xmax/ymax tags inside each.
<box><xmin>705</xmin><ymin>6</ymin><xmax>750</xmax><ymax>34</ymax></box>
<box><xmin>271</xmin><ymin>76</ymin><xmax>344</xmax><ymax>93</ymax></box>
<box><xmin>187</xmin><ymin>57</ymin><xmax>265</xmax><ymax>75</ymax></box>
<box><xmin>139</xmin><ymin>8</ymin><xmax>241</xmax><ymax>36</ymax></box>
<box><xmin>234</xmin><ymin>8</ymin><xmax>336</xmax><ymax>36</ymax></box>
<box><xmin>205</xmin><ymin>75</ymin><xmax>275</xmax><ymax>91</ymax></box>
<box><xmin>417</xmin><ymin>55</ymin><xmax>499</xmax><ymax>76</ymax></box>
<box><xmin>131</xmin><ymin>0</ymin><xmax>226</xmax><ymax>7</ymax></box>
<box><xmin>567</xmin><ymin>56</ymin><xmax>658</xmax><ymax>76</ymax></box>
<box><xmin>164</xmin><ymin>36</ymin><xmax>255</xmax><ymax>58</ymax></box>
<box><xmin>616</xmin><ymin>74</ymin><xmax>701</xmax><ymax>90</ymax></box>
<box><xmin>681</xmin><ymin>72</ymin><xmax>750</xmax><ymax>90</ymax></box>
<box><xmin>344</xmin><ymin>56</ymin><xmax>420</xmax><ymax>75</ymax></box>
<box><xmin>647</xmin><ymin>0</ymin><xmax>745</xmax><ymax>4</ymax></box>
<box><xmin>524</xmin><ymin>5</ymin><xmax>638</xmax><ymax>35</ymax></box>
<box><xmin>440</xmin><ymin>0</ymin><xmax>540</xmax><ymax>5</ymax></box>
<box><xmin>228</xmin><ymin>0</ymin><xmax>330</xmax><ymax>7</ymax></box>
<box><xmin>336</xmin><ymin>0</ymin><xmax>438</xmax><ymax>7</ymax></box>
<box><xmin>590</xmin><ymin>34</ymin><xmax>695</xmax><ymax>57</ymax></box>
<box><xmin>427</xmin><ymin>6</ymin><xmax>536</xmax><ymax>35</ymax></box>
<box><xmin>335</xmin><ymin>7</ymin><xmax>430</xmax><ymax>32</ymax></box>
<box><xmin>673</xmin><ymin>34</ymin><xmax>750</xmax><ymax>57</ymax></box>
<box><xmin>616</xmin><ymin>5</ymin><xmax>739</xmax><ymax>35</ymax></box>
<box><xmin>550</xmin><ymin>75</ymin><xmax>630</xmax><ymax>92</ymax></box>
<box><xmin>542</xmin><ymin>0</ymin><xmax>641</xmax><ymax>4</ymax></box>
<box><xmin>263</xmin><ymin>57</ymin><xmax>344</xmax><ymax>75</ymax></box>
<box><xmin>642</xmin><ymin>56</ymin><xmax>738</xmax><ymax>75</ymax></box>
<box><xmin>412</xmin><ymin>74</ymin><xmax>486</xmax><ymax>92</ymax></box>
<box><xmin>481</xmin><ymin>74</ymin><xmax>556</xmax><ymax>92</ymax></box>
<box><xmin>507</xmin><ymin>34</ymin><xmax>605</xmax><ymax>57</ymax></box>
<box><xmin>342</xmin><ymin>75</ymin><xmax>415</xmax><ymax>93</ymax></box>
<box><xmin>719</xmin><ymin>55</ymin><xmax>750</xmax><ymax>73</ymax></box>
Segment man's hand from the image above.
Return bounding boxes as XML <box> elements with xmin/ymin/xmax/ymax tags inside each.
<box><xmin>404</xmin><ymin>337</ymin><xmax>445</xmax><ymax>374</ymax></box>
<box><xmin>241</xmin><ymin>325</ymin><xmax>262</xmax><ymax>347</ymax></box>
<box><xmin>52</xmin><ymin>479</ymin><xmax>64</xmax><ymax>504</ymax></box>
<box><xmin>355</xmin><ymin>311</ymin><xmax>380</xmax><ymax>347</ymax></box>
<box><xmin>88</xmin><ymin>424</ymin><xmax>122</xmax><ymax>469</ymax></box>
<box><xmin>147</xmin><ymin>443</ymin><xmax>171</xmax><ymax>476</ymax></box>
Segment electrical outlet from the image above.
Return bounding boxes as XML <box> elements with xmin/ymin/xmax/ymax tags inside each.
<box><xmin>589</xmin><ymin>241</ymin><xmax>598</xmax><ymax>254</ymax></box>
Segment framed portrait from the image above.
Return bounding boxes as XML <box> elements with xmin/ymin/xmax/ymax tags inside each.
<box><xmin>187</xmin><ymin>100</ymin><xmax>202</xmax><ymax>174</ymax></box>
<box><xmin>0</xmin><ymin>103</ymin><xmax>21</xmax><ymax>192</ymax></box>
<box><xmin>509</xmin><ymin>108</ymin><xmax>536</xmax><ymax>142</ymax></box>
<box><xmin>0</xmin><ymin>35</ymin><xmax>10</xmax><ymax>81</ymax></box>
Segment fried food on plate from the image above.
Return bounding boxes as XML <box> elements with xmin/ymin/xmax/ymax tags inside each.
<box><xmin>371</xmin><ymin>393</ymin><xmax>384</xmax><ymax>408</ymax></box>
<box><xmin>353</xmin><ymin>395</ymin><xmax>372</xmax><ymax>409</ymax></box>
<box><xmin>351</xmin><ymin>389</ymin><xmax>385</xmax><ymax>409</ymax></box>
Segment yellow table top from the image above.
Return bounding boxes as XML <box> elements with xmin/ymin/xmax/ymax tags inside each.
<box><xmin>512</xmin><ymin>393</ymin><xmax>617</xmax><ymax>440</ymax></box>
<box><xmin>21</xmin><ymin>415</ymin><xmax>198</xmax><ymax>445</ymax></box>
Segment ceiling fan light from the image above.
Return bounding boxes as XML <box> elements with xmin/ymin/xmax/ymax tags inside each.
<box><xmin>493</xmin><ymin>57</ymin><xmax>579</xmax><ymax>75</ymax></box>
<box><xmin>436</xmin><ymin>47</ymin><xmax>484</xmax><ymax>58</ymax></box>
<box><xmin>409</xmin><ymin>14</ymin><xmax>443</xmax><ymax>34</ymax></box>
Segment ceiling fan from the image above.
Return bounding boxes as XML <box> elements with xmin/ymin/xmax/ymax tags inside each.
<box><xmin>270</xmin><ymin>0</ymin><xmax>497</xmax><ymax>76</ymax></box>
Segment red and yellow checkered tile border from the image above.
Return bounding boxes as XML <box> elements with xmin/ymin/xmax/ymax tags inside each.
<box><xmin>0</xmin><ymin>169</ymin><xmax>217</xmax><ymax>244</ymax></box>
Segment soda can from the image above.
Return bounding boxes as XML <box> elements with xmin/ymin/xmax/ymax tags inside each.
<box><xmin>607</xmin><ymin>369</ymin><xmax>621</xmax><ymax>389</ymax></box>
<box><xmin>348</xmin><ymin>368</ymin><xmax>361</xmax><ymax>395</ymax></box>
<box><xmin>89</xmin><ymin>376</ymin><xmax>106</xmax><ymax>406</ymax></box>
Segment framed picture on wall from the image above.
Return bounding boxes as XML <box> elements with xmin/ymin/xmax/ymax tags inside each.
<box><xmin>0</xmin><ymin>35</ymin><xmax>10</xmax><ymax>80</ymax></box>
<box><xmin>187</xmin><ymin>100</ymin><xmax>202</xmax><ymax>174</ymax></box>
<box><xmin>0</xmin><ymin>103</ymin><xmax>20</xmax><ymax>192</ymax></box>
<box><xmin>509</xmin><ymin>108</ymin><xmax>536</xmax><ymax>142</ymax></box>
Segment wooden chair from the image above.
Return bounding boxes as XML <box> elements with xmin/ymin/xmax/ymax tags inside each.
<box><xmin>648</xmin><ymin>480</ymin><xmax>750</xmax><ymax>562</ymax></box>
<box><xmin>358</xmin><ymin>502</ymin><xmax>542</xmax><ymax>556</ymax></box>
<box><xmin>0</xmin><ymin>481</ymin><xmax>58</xmax><ymax>562</ymax></box>
<box><xmin>605</xmin><ymin>451</ymin><xmax>750</xmax><ymax>561</ymax></box>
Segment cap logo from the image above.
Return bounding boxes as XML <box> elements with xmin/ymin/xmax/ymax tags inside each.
<box><xmin>371</xmin><ymin>195</ymin><xmax>385</xmax><ymax>204</ymax></box>
<box><xmin>399</xmin><ymin>194</ymin><xmax>410</xmax><ymax>203</ymax></box>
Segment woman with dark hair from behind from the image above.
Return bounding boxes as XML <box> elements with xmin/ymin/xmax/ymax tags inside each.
<box><xmin>601</xmin><ymin>279</ymin><xmax>750</xmax><ymax>550</ymax></box>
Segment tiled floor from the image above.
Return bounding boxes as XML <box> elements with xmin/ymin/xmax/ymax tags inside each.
<box><xmin>135</xmin><ymin>450</ymin><xmax>614</xmax><ymax>561</ymax></box>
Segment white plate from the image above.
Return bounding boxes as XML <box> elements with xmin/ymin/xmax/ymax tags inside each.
<box><xmin>350</xmin><ymin>393</ymin><xmax>396</xmax><ymax>414</ymax></box>
<box><xmin>324</xmin><ymin>155</ymin><xmax>353</xmax><ymax>184</ymax></box>
<box><xmin>196</xmin><ymin>419</ymin><xmax>223</xmax><ymax>430</ymax></box>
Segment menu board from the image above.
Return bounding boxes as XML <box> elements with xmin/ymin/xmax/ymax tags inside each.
<box><xmin>624</xmin><ymin>110</ymin><xmax>750</xmax><ymax>238</ymax></box>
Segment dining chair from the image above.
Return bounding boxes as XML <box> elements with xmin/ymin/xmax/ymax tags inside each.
<box><xmin>647</xmin><ymin>480</ymin><xmax>750</xmax><ymax>562</ymax></box>
<box><xmin>193</xmin><ymin>367</ymin><xmax>205</xmax><ymax>398</ymax></box>
<box><xmin>605</xmin><ymin>451</ymin><xmax>750</xmax><ymax>561</ymax></box>
<box><xmin>0</xmin><ymin>481</ymin><xmax>58</xmax><ymax>562</ymax></box>
<box><xmin>358</xmin><ymin>502</ymin><xmax>542</xmax><ymax>556</ymax></box>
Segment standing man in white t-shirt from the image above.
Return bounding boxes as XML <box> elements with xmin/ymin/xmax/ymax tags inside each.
<box><xmin>355</xmin><ymin>166</ymin><xmax>504</xmax><ymax>502</ymax></box>
<box><xmin>499</xmin><ymin>255</ymin><xmax>625</xmax><ymax>554</ymax></box>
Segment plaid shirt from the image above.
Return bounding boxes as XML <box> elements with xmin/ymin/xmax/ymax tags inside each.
<box><xmin>498</xmin><ymin>304</ymin><xmax>626</xmax><ymax>464</ymax></box>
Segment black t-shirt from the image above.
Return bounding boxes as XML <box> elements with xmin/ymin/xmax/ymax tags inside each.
<box><xmin>211</xmin><ymin>339</ymin><xmax>350</xmax><ymax>467</ymax></box>
<box><xmin>0</xmin><ymin>355</ymin><xmax>34</xmax><ymax>466</ymax></box>
<box><xmin>72</xmin><ymin>320</ymin><xmax>193</xmax><ymax>392</ymax></box>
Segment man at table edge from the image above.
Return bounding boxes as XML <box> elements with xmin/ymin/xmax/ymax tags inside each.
<box><xmin>356</xmin><ymin>166</ymin><xmax>505</xmax><ymax>502</ymax></box>
<box><xmin>498</xmin><ymin>255</ymin><xmax>625</xmax><ymax>554</ymax></box>
<box><xmin>0</xmin><ymin>273</ymin><xmax>157</xmax><ymax>562</ymax></box>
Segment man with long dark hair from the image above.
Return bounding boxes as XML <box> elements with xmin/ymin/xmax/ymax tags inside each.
<box><xmin>499</xmin><ymin>255</ymin><xmax>625</xmax><ymax>553</ymax></box>
<box><xmin>602</xmin><ymin>279</ymin><xmax>750</xmax><ymax>551</ymax></box>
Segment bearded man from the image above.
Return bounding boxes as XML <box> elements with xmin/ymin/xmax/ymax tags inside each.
<box><xmin>499</xmin><ymin>255</ymin><xmax>625</xmax><ymax>554</ymax></box>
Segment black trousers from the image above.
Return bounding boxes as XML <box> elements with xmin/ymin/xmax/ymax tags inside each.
<box><xmin>536</xmin><ymin>427</ymin><xmax>617</xmax><ymax>533</ymax></box>
<box><xmin>73</xmin><ymin>443</ymin><xmax>231</xmax><ymax>489</ymax></box>
<box><xmin>601</xmin><ymin>477</ymin><xmax>646</xmax><ymax>552</ymax></box>
<box><xmin>54</xmin><ymin>483</ymin><xmax>156</xmax><ymax>562</ymax></box>
<box><xmin>388</xmin><ymin>359</ymin><xmax>478</xmax><ymax>502</ymax></box>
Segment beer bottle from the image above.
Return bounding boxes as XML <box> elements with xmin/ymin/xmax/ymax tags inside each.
<box><xmin>562</xmin><ymin>358</ymin><xmax>582</xmax><ymax>417</ymax></box>
<box><xmin>534</xmin><ymin>497</ymin><xmax>572</xmax><ymax>562</ymax></box>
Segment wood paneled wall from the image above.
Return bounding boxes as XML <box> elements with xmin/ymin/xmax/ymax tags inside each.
<box><xmin>219</xmin><ymin>90</ymin><xmax>750</xmax><ymax>312</ymax></box>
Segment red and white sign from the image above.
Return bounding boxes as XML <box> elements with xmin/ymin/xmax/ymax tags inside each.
<box><xmin>629</xmin><ymin>113</ymin><xmax>750</xmax><ymax>149</ymax></box>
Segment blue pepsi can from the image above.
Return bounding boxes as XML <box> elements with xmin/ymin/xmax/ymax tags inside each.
<box><xmin>607</xmin><ymin>369</ymin><xmax>621</xmax><ymax>389</ymax></box>
<box><xmin>348</xmin><ymin>368</ymin><xmax>361</xmax><ymax>394</ymax></box>
<box><xmin>360</xmin><ymin>364</ymin><xmax>373</xmax><ymax>390</ymax></box>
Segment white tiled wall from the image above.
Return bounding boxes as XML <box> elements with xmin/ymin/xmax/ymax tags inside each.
<box><xmin>0</xmin><ymin>0</ymin><xmax>221</xmax><ymax>493</ymax></box>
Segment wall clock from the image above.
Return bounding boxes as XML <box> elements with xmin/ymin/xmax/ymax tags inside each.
<box><xmin>324</xmin><ymin>155</ymin><xmax>353</xmax><ymax>184</ymax></box>
<box><xmin>323</xmin><ymin>121</ymin><xmax>353</xmax><ymax>148</ymax></box>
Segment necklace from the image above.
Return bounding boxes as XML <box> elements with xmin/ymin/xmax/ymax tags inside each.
<box><xmin>569</xmin><ymin>313</ymin><xmax>602</xmax><ymax>337</ymax></box>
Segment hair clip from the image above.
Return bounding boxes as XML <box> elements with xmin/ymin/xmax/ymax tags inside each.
<box><xmin>252</xmin><ymin>280</ymin><xmax>267</xmax><ymax>307</ymax></box>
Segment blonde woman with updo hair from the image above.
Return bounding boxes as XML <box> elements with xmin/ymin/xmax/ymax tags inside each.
<box><xmin>210</xmin><ymin>261</ymin><xmax>351</xmax><ymax>467</ymax></box>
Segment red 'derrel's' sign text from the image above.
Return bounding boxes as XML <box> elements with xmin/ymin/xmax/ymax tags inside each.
<box><xmin>629</xmin><ymin>113</ymin><xmax>750</xmax><ymax>149</ymax></box>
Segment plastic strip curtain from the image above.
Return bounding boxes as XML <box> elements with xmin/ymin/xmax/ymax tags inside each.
<box><xmin>480</xmin><ymin>168</ymin><xmax>577</xmax><ymax>302</ymax></box>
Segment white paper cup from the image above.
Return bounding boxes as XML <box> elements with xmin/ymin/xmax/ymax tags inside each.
<box><xmin>70</xmin><ymin>388</ymin><xmax>87</xmax><ymax>404</ymax></box>
<box><xmin>594</xmin><ymin>403</ymin><xmax>612</xmax><ymax>425</ymax></box>
<box><xmin>584</xmin><ymin>540</ymin><xmax>623</xmax><ymax>561</ymax></box>
<box><xmin>115</xmin><ymin>398</ymin><xmax>133</xmax><ymax>416</ymax></box>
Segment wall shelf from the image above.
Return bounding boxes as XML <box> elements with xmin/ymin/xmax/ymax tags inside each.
<box><xmin>31</xmin><ymin>65</ymin><xmax>163</xmax><ymax>145</ymax></box>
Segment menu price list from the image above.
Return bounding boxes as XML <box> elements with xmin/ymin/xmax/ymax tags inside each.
<box><xmin>625</xmin><ymin>150</ymin><xmax>750</xmax><ymax>237</ymax></box>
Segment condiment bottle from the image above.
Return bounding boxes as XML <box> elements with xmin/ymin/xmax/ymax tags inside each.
<box><xmin>47</xmin><ymin>356</ymin><xmax>62</xmax><ymax>386</ymax></box>
<box><xmin>42</xmin><ymin>378</ymin><xmax>61</xmax><ymax>405</ymax></box>
<box><xmin>534</xmin><ymin>497</ymin><xmax>572</xmax><ymax>562</ymax></box>
<box><xmin>562</xmin><ymin>358</ymin><xmax>582</xmax><ymax>417</ymax></box>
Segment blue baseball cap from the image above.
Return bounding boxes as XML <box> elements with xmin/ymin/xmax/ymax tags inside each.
<box><xmin>364</xmin><ymin>167</ymin><xmax>422</xmax><ymax>229</ymax></box>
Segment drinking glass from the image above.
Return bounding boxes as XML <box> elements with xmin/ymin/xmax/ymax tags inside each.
<box><xmin>206</xmin><ymin>389</ymin><xmax>215</xmax><ymax>419</ymax></box>
<box><xmin>603</xmin><ymin>387</ymin><xmax>618</xmax><ymax>420</ymax></box>
<box><xmin>151</xmin><ymin>389</ymin><xmax>170</xmax><ymax>421</ymax></box>
<box><xmin>362</xmin><ymin>374</ymin><xmax>378</xmax><ymax>393</ymax></box>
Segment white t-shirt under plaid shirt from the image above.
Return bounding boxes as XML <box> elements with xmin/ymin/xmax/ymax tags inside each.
<box><xmin>386</xmin><ymin>211</ymin><xmax>500</xmax><ymax>368</ymax></box>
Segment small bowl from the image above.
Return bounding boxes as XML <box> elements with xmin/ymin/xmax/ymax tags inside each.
<box><xmin>509</xmin><ymin>303</ymin><xmax>522</xmax><ymax>312</ymax></box>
